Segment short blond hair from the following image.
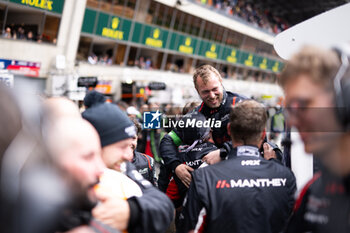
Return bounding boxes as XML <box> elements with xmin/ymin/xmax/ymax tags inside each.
<box><xmin>280</xmin><ymin>46</ymin><xmax>340</xmax><ymax>90</ymax></box>
<box><xmin>193</xmin><ymin>65</ymin><xmax>222</xmax><ymax>88</ymax></box>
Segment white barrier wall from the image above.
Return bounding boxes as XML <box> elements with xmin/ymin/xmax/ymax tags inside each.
<box><xmin>290</xmin><ymin>131</ymin><xmax>314</xmax><ymax>195</ymax></box>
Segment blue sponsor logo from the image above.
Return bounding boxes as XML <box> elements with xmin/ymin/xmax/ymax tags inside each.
<box><xmin>143</xmin><ymin>110</ymin><xmax>161</xmax><ymax>129</ymax></box>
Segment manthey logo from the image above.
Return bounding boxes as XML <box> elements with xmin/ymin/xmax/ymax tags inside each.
<box><xmin>143</xmin><ymin>110</ymin><xmax>221</xmax><ymax>129</ymax></box>
<box><xmin>215</xmin><ymin>178</ymin><xmax>287</xmax><ymax>189</ymax></box>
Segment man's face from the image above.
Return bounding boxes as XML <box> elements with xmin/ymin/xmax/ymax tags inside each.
<box><xmin>59</xmin><ymin>129</ymin><xmax>105</xmax><ymax>207</ymax></box>
<box><xmin>284</xmin><ymin>74</ymin><xmax>342</xmax><ymax>155</ymax></box>
<box><xmin>101</xmin><ymin>137</ymin><xmax>134</xmax><ymax>171</ymax></box>
<box><xmin>195</xmin><ymin>74</ymin><xmax>223</xmax><ymax>108</ymax></box>
<box><xmin>131</xmin><ymin>135</ymin><xmax>137</xmax><ymax>151</ymax></box>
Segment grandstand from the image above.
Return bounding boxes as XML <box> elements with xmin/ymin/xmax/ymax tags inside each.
<box><xmin>0</xmin><ymin>0</ymin><xmax>347</xmax><ymax>104</ymax></box>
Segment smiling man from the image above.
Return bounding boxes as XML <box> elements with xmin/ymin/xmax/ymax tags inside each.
<box><xmin>160</xmin><ymin>65</ymin><xmax>247</xmax><ymax>189</ymax></box>
<box><xmin>82</xmin><ymin>99</ymin><xmax>174</xmax><ymax>233</ymax></box>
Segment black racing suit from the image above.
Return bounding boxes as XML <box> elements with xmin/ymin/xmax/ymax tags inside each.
<box><xmin>167</xmin><ymin>142</ymin><xmax>218</xmax><ymax>207</ymax></box>
<box><xmin>123</xmin><ymin>162</ymin><xmax>174</xmax><ymax>233</ymax></box>
<box><xmin>132</xmin><ymin>151</ymin><xmax>156</xmax><ymax>186</ymax></box>
<box><xmin>195</xmin><ymin>90</ymin><xmax>247</xmax><ymax>147</ymax></box>
<box><xmin>160</xmin><ymin>90</ymin><xmax>246</xmax><ymax>174</ymax></box>
<box><xmin>178</xmin><ymin>142</ymin><xmax>218</xmax><ymax>170</ymax></box>
<box><xmin>178</xmin><ymin>145</ymin><xmax>296</xmax><ymax>233</ymax></box>
<box><xmin>286</xmin><ymin>168</ymin><xmax>350</xmax><ymax>233</ymax></box>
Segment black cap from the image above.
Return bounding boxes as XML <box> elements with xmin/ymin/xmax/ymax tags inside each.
<box><xmin>82</xmin><ymin>103</ymin><xmax>136</xmax><ymax>147</ymax></box>
<box><xmin>83</xmin><ymin>90</ymin><xmax>106</xmax><ymax>108</ymax></box>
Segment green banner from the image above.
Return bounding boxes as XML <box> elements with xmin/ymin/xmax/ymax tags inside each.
<box><xmin>222</xmin><ymin>46</ymin><xmax>241</xmax><ymax>64</ymax></box>
<box><xmin>131</xmin><ymin>22</ymin><xmax>143</xmax><ymax>43</ymax></box>
<box><xmin>258</xmin><ymin>57</ymin><xmax>269</xmax><ymax>70</ymax></box>
<box><xmin>169</xmin><ymin>33</ymin><xmax>198</xmax><ymax>55</ymax></box>
<box><xmin>95</xmin><ymin>12</ymin><xmax>131</xmax><ymax>41</ymax></box>
<box><xmin>239</xmin><ymin>52</ymin><xmax>260</xmax><ymax>67</ymax></box>
<box><xmin>81</xmin><ymin>8</ymin><xmax>96</xmax><ymax>34</ymax></box>
<box><xmin>142</xmin><ymin>25</ymin><xmax>168</xmax><ymax>49</ymax></box>
<box><xmin>198</xmin><ymin>41</ymin><xmax>221</xmax><ymax>60</ymax></box>
<box><xmin>81</xmin><ymin>8</ymin><xmax>283</xmax><ymax>72</ymax></box>
<box><xmin>271</xmin><ymin>60</ymin><xmax>283</xmax><ymax>72</ymax></box>
<box><xmin>9</xmin><ymin>0</ymin><xmax>65</xmax><ymax>14</ymax></box>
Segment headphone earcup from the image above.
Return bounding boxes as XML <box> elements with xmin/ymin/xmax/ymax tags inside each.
<box><xmin>332</xmin><ymin>46</ymin><xmax>350</xmax><ymax>131</ymax></box>
<box><xmin>341</xmin><ymin>79</ymin><xmax>350</xmax><ymax>129</ymax></box>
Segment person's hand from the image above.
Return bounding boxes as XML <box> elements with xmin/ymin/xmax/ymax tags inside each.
<box><xmin>175</xmin><ymin>164</ymin><xmax>194</xmax><ymax>188</ymax></box>
<box><xmin>263</xmin><ymin>143</ymin><xmax>276</xmax><ymax>160</ymax></box>
<box><xmin>92</xmin><ymin>192</ymin><xmax>130</xmax><ymax>231</ymax></box>
<box><xmin>202</xmin><ymin>149</ymin><xmax>221</xmax><ymax>165</ymax></box>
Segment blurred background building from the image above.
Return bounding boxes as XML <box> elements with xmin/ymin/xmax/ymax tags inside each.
<box><xmin>0</xmin><ymin>0</ymin><xmax>346</xmax><ymax>106</ymax></box>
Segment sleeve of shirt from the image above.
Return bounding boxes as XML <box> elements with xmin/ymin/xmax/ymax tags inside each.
<box><xmin>178</xmin><ymin>172</ymin><xmax>207</xmax><ymax>233</ymax></box>
<box><xmin>286</xmin><ymin>172</ymin><xmax>321</xmax><ymax>233</ymax></box>
<box><xmin>285</xmin><ymin>188</ymin><xmax>309</xmax><ymax>233</ymax></box>
<box><xmin>125</xmin><ymin>163</ymin><xmax>175</xmax><ymax>233</ymax></box>
<box><xmin>159</xmin><ymin>134</ymin><xmax>182</xmax><ymax>171</ymax></box>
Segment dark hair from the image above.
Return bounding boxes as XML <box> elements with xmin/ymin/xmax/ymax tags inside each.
<box><xmin>182</xmin><ymin>102</ymin><xmax>200</xmax><ymax>115</ymax></box>
<box><xmin>130</xmin><ymin>117</ymin><xmax>142</xmax><ymax>135</ymax></box>
<box><xmin>84</xmin><ymin>90</ymin><xmax>106</xmax><ymax>108</ymax></box>
<box><xmin>229</xmin><ymin>100</ymin><xmax>267</xmax><ymax>145</ymax></box>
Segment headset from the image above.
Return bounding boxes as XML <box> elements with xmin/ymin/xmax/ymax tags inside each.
<box><xmin>332</xmin><ymin>44</ymin><xmax>350</xmax><ymax>131</ymax></box>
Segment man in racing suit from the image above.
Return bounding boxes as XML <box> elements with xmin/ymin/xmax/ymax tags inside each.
<box><xmin>179</xmin><ymin>100</ymin><xmax>296</xmax><ymax>233</ymax></box>
<box><xmin>160</xmin><ymin>65</ymin><xmax>279</xmax><ymax>189</ymax></box>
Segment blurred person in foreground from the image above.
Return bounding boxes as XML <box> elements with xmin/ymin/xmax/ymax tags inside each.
<box><xmin>280</xmin><ymin>45</ymin><xmax>350</xmax><ymax>233</ymax></box>
<box><xmin>1</xmin><ymin>87</ymin><xmax>99</xmax><ymax>233</ymax></box>
<box><xmin>46</xmin><ymin>117</ymin><xmax>109</xmax><ymax>232</ymax></box>
<box><xmin>179</xmin><ymin>100</ymin><xmax>296</xmax><ymax>233</ymax></box>
<box><xmin>82</xmin><ymin>93</ymin><xmax>174</xmax><ymax>233</ymax></box>
<box><xmin>45</xmin><ymin>97</ymin><xmax>124</xmax><ymax>232</ymax></box>
<box><xmin>0</xmin><ymin>83</ymin><xmax>30</xmax><ymax>233</ymax></box>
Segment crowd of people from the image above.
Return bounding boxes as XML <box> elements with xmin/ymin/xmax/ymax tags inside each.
<box><xmin>196</xmin><ymin>0</ymin><xmax>289</xmax><ymax>34</ymax></box>
<box><xmin>1</xmin><ymin>45</ymin><xmax>350</xmax><ymax>233</ymax></box>
<box><xmin>2</xmin><ymin>25</ymin><xmax>56</xmax><ymax>44</ymax></box>
<box><xmin>88</xmin><ymin>53</ymin><xmax>113</xmax><ymax>66</ymax></box>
